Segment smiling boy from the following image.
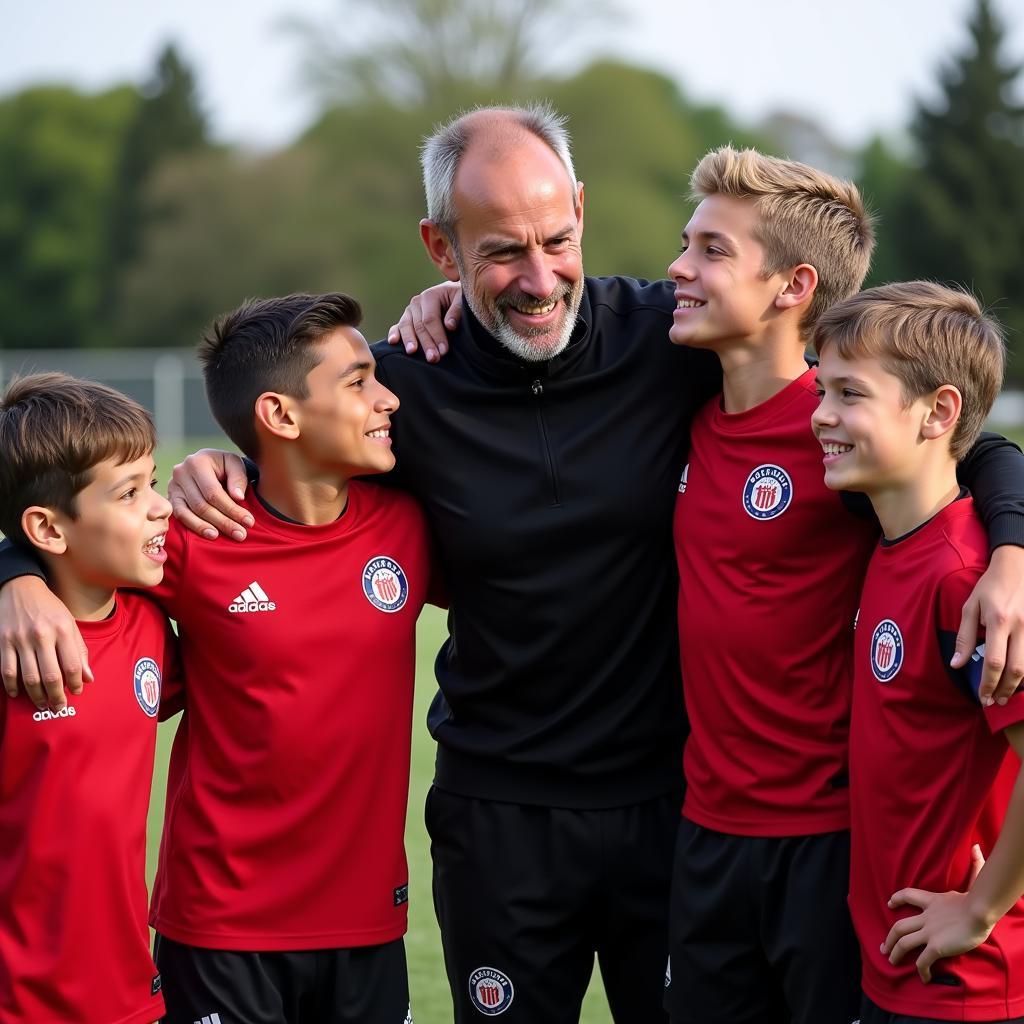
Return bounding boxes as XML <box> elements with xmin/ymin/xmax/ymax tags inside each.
<box><xmin>813</xmin><ymin>282</ymin><xmax>1024</xmax><ymax>1024</ymax></box>
<box><xmin>0</xmin><ymin>373</ymin><xmax>178</xmax><ymax>1024</ymax></box>
<box><xmin>146</xmin><ymin>293</ymin><xmax>438</xmax><ymax>1024</ymax></box>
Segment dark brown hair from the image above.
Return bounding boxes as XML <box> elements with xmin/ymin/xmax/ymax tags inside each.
<box><xmin>0</xmin><ymin>372</ymin><xmax>156</xmax><ymax>545</ymax></box>
<box><xmin>197</xmin><ymin>292</ymin><xmax>363</xmax><ymax>459</ymax></box>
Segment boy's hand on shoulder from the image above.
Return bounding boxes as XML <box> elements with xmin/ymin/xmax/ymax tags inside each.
<box><xmin>953</xmin><ymin>545</ymin><xmax>1024</xmax><ymax>706</ymax></box>
<box><xmin>0</xmin><ymin>576</ymin><xmax>91</xmax><ymax>710</ymax></box>
<box><xmin>883</xmin><ymin>845</ymin><xmax>991</xmax><ymax>983</ymax></box>
<box><xmin>386</xmin><ymin>282</ymin><xmax>462</xmax><ymax>363</ymax></box>
<box><xmin>169</xmin><ymin>449</ymin><xmax>253</xmax><ymax>541</ymax></box>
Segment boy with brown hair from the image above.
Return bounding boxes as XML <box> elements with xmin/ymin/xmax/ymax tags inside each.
<box><xmin>813</xmin><ymin>282</ymin><xmax>1024</xmax><ymax>1024</ymax></box>
<box><xmin>0</xmin><ymin>373</ymin><xmax>177</xmax><ymax>1024</ymax></box>
<box><xmin>665</xmin><ymin>148</ymin><xmax>1022</xmax><ymax>1024</ymax></box>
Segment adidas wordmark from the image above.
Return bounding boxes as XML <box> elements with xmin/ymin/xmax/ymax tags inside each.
<box><xmin>228</xmin><ymin>581</ymin><xmax>276</xmax><ymax>613</ymax></box>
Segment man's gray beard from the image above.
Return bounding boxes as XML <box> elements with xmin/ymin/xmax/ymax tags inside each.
<box><xmin>461</xmin><ymin>276</ymin><xmax>584</xmax><ymax>363</ymax></box>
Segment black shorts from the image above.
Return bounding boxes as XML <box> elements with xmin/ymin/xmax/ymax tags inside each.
<box><xmin>425</xmin><ymin>786</ymin><xmax>680</xmax><ymax>1024</ymax></box>
<box><xmin>153</xmin><ymin>933</ymin><xmax>410</xmax><ymax>1024</ymax></box>
<box><xmin>858</xmin><ymin>993</ymin><xmax>1024</xmax><ymax>1023</ymax></box>
<box><xmin>665</xmin><ymin>817</ymin><xmax>860</xmax><ymax>1024</ymax></box>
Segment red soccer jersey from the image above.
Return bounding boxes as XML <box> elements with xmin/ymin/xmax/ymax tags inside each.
<box><xmin>0</xmin><ymin>593</ymin><xmax>177</xmax><ymax>1024</ymax></box>
<box><xmin>675</xmin><ymin>369</ymin><xmax>878</xmax><ymax>835</ymax></box>
<box><xmin>850</xmin><ymin>497</ymin><xmax>1024</xmax><ymax>1021</ymax></box>
<box><xmin>149</xmin><ymin>480</ymin><xmax>435</xmax><ymax>950</ymax></box>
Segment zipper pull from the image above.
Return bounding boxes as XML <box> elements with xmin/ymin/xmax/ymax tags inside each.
<box><xmin>531</xmin><ymin>380</ymin><xmax>543</xmax><ymax>396</ymax></box>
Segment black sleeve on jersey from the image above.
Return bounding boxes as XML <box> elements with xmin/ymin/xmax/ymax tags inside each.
<box><xmin>839</xmin><ymin>490</ymin><xmax>879</xmax><ymax>522</ymax></box>
<box><xmin>685</xmin><ymin>345</ymin><xmax>725</xmax><ymax>410</ymax></box>
<box><xmin>938</xmin><ymin>627</ymin><xmax>986</xmax><ymax>706</ymax></box>
<box><xmin>0</xmin><ymin>537</ymin><xmax>45</xmax><ymax>587</ymax></box>
<box><xmin>957</xmin><ymin>431</ymin><xmax>1024</xmax><ymax>551</ymax></box>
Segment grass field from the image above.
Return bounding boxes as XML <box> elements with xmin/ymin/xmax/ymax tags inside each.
<box><xmin>146</xmin><ymin>444</ymin><xmax>616</xmax><ymax>1023</ymax></box>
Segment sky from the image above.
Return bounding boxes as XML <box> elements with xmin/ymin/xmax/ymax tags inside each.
<box><xmin>3</xmin><ymin>0</ymin><xmax>1023</xmax><ymax>150</ymax></box>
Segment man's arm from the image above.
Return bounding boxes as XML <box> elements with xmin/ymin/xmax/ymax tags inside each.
<box><xmin>883</xmin><ymin>722</ymin><xmax>1024</xmax><ymax>982</ymax></box>
<box><xmin>955</xmin><ymin>433</ymin><xmax>1024</xmax><ymax>705</ymax></box>
<box><xmin>0</xmin><ymin>540</ymin><xmax>90</xmax><ymax>708</ymax></box>
<box><xmin>167</xmin><ymin>448</ymin><xmax>253</xmax><ymax>541</ymax></box>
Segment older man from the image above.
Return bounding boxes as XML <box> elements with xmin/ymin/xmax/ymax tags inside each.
<box><xmin>4</xmin><ymin>105</ymin><xmax>1024</xmax><ymax>1024</ymax></box>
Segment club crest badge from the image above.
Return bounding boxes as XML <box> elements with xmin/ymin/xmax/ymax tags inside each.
<box><xmin>468</xmin><ymin>967</ymin><xmax>514</xmax><ymax>1016</ymax></box>
<box><xmin>742</xmin><ymin>464</ymin><xmax>793</xmax><ymax>520</ymax></box>
<box><xmin>871</xmin><ymin>619</ymin><xmax>904</xmax><ymax>683</ymax></box>
<box><xmin>133</xmin><ymin>657</ymin><xmax>161</xmax><ymax>717</ymax></box>
<box><xmin>362</xmin><ymin>556</ymin><xmax>409</xmax><ymax>613</ymax></box>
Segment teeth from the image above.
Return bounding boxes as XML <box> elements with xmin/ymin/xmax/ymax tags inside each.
<box><xmin>513</xmin><ymin>300</ymin><xmax>556</xmax><ymax>315</ymax></box>
<box><xmin>677</xmin><ymin>299</ymin><xmax>705</xmax><ymax>308</ymax></box>
<box><xmin>367</xmin><ymin>429</ymin><xmax>390</xmax><ymax>439</ymax></box>
<box><xmin>143</xmin><ymin>534</ymin><xmax>166</xmax><ymax>554</ymax></box>
<box><xmin>822</xmin><ymin>442</ymin><xmax>853</xmax><ymax>456</ymax></box>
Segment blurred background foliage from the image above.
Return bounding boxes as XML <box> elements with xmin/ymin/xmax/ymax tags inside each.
<box><xmin>2</xmin><ymin>0</ymin><xmax>1023</xmax><ymax>378</ymax></box>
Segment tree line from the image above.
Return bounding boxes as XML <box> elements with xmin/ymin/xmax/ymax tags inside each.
<box><xmin>2</xmin><ymin>0</ymin><xmax>1022</xmax><ymax>379</ymax></box>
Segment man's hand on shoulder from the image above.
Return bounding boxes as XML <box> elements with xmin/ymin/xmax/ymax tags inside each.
<box><xmin>169</xmin><ymin>449</ymin><xmax>253</xmax><ymax>541</ymax></box>
<box><xmin>0</xmin><ymin>575</ymin><xmax>90</xmax><ymax>709</ymax></box>
<box><xmin>386</xmin><ymin>282</ymin><xmax>462</xmax><ymax>363</ymax></box>
<box><xmin>954</xmin><ymin>545</ymin><xmax>1024</xmax><ymax>706</ymax></box>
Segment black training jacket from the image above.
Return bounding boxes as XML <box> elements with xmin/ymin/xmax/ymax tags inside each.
<box><xmin>373</xmin><ymin>276</ymin><xmax>722</xmax><ymax>808</ymax></box>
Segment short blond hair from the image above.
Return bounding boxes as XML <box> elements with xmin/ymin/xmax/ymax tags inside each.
<box><xmin>813</xmin><ymin>281</ymin><xmax>1005</xmax><ymax>460</ymax></box>
<box><xmin>690</xmin><ymin>146</ymin><xmax>875</xmax><ymax>337</ymax></box>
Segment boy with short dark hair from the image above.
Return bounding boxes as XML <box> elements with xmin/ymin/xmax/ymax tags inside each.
<box><xmin>150</xmin><ymin>292</ymin><xmax>436</xmax><ymax>1024</ymax></box>
<box><xmin>665</xmin><ymin>148</ymin><xmax>1024</xmax><ymax>1024</ymax></box>
<box><xmin>0</xmin><ymin>372</ymin><xmax>177</xmax><ymax>1023</ymax></box>
<box><xmin>813</xmin><ymin>281</ymin><xmax>1024</xmax><ymax>1024</ymax></box>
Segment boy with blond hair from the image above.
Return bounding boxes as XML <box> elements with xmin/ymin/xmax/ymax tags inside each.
<box><xmin>0</xmin><ymin>373</ymin><xmax>177</xmax><ymax>1023</ymax></box>
<box><xmin>813</xmin><ymin>282</ymin><xmax>1024</xmax><ymax>1024</ymax></box>
<box><xmin>665</xmin><ymin>148</ymin><xmax>1021</xmax><ymax>1024</ymax></box>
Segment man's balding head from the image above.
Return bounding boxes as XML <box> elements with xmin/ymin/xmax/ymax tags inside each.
<box><xmin>422</xmin><ymin>104</ymin><xmax>578</xmax><ymax>241</ymax></box>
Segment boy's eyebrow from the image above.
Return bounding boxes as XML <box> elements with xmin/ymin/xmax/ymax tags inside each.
<box><xmin>107</xmin><ymin>465</ymin><xmax>154</xmax><ymax>493</ymax></box>
<box><xmin>822</xmin><ymin>373</ymin><xmax>871</xmax><ymax>389</ymax></box>
<box><xmin>341</xmin><ymin>361</ymin><xmax>372</xmax><ymax>374</ymax></box>
<box><xmin>681</xmin><ymin>229</ymin><xmax>736</xmax><ymax>247</ymax></box>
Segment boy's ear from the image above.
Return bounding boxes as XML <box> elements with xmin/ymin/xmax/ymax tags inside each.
<box><xmin>419</xmin><ymin>220</ymin><xmax>461</xmax><ymax>282</ymax></box>
<box><xmin>921</xmin><ymin>384</ymin><xmax>963</xmax><ymax>442</ymax></box>
<box><xmin>254</xmin><ymin>392</ymin><xmax>301</xmax><ymax>442</ymax></box>
<box><xmin>775</xmin><ymin>264</ymin><xmax>818</xmax><ymax>312</ymax></box>
<box><xmin>20</xmin><ymin>506</ymin><xmax>69</xmax><ymax>555</ymax></box>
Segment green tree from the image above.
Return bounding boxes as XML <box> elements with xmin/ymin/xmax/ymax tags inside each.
<box><xmin>103</xmin><ymin>44</ymin><xmax>210</xmax><ymax>312</ymax></box>
<box><xmin>0</xmin><ymin>85</ymin><xmax>137</xmax><ymax>348</ymax></box>
<box><xmin>896</xmin><ymin>0</ymin><xmax>1024</xmax><ymax>377</ymax></box>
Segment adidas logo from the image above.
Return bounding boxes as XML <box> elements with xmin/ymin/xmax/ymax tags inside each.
<box><xmin>193</xmin><ymin>1015</ymin><xmax>222</xmax><ymax>1024</ymax></box>
<box><xmin>228</xmin><ymin>581</ymin><xmax>277</xmax><ymax>613</ymax></box>
<box><xmin>33</xmin><ymin>706</ymin><xmax>77</xmax><ymax>722</ymax></box>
